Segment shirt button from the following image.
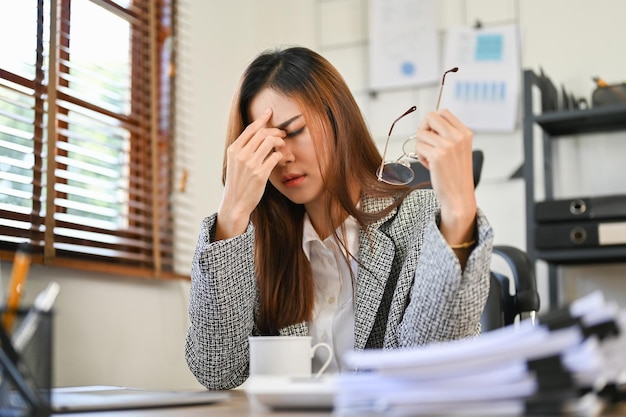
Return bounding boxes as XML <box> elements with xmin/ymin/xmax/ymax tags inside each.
<box><xmin>321</xmin><ymin>333</ymin><xmax>328</xmax><ymax>342</ymax></box>
<box><xmin>328</xmin><ymin>297</ymin><xmax>335</xmax><ymax>304</ymax></box>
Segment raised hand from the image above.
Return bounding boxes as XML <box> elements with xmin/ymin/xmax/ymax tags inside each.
<box><xmin>215</xmin><ymin>108</ymin><xmax>286</xmax><ymax>240</ymax></box>
<box><xmin>413</xmin><ymin>109</ymin><xmax>477</xmax><ymax>248</ymax></box>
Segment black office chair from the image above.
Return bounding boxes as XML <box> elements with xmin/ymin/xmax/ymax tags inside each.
<box><xmin>481</xmin><ymin>246</ymin><xmax>541</xmax><ymax>331</ymax></box>
<box><xmin>408</xmin><ymin>150</ymin><xmax>484</xmax><ymax>188</ymax></box>
<box><xmin>408</xmin><ymin>150</ymin><xmax>541</xmax><ymax>331</ymax></box>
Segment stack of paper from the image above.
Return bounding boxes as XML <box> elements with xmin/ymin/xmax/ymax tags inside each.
<box><xmin>336</xmin><ymin>291</ymin><xmax>626</xmax><ymax>416</ymax></box>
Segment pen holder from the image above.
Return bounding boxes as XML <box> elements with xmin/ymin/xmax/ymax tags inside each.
<box><xmin>0</xmin><ymin>308</ymin><xmax>53</xmax><ymax>417</ymax></box>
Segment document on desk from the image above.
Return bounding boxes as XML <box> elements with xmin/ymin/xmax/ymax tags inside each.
<box><xmin>51</xmin><ymin>386</ymin><xmax>230</xmax><ymax>412</ymax></box>
<box><xmin>344</xmin><ymin>321</ymin><xmax>583</xmax><ymax>375</ymax></box>
<box><xmin>336</xmin><ymin>291</ymin><xmax>626</xmax><ymax>417</ymax></box>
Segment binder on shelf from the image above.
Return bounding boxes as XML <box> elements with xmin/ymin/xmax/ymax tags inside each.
<box><xmin>535</xmin><ymin>195</ymin><xmax>626</xmax><ymax>223</ymax></box>
<box><xmin>535</xmin><ymin>220</ymin><xmax>626</xmax><ymax>249</ymax></box>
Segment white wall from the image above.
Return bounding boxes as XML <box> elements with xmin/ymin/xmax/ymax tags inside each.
<box><xmin>3</xmin><ymin>0</ymin><xmax>625</xmax><ymax>390</ymax></box>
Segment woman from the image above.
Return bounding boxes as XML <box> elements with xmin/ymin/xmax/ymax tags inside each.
<box><xmin>185</xmin><ymin>46</ymin><xmax>493</xmax><ymax>390</ymax></box>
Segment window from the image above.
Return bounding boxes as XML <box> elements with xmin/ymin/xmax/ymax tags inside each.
<box><xmin>0</xmin><ymin>0</ymin><xmax>178</xmax><ymax>278</ymax></box>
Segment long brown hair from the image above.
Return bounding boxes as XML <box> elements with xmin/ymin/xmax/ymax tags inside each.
<box><xmin>223</xmin><ymin>46</ymin><xmax>411</xmax><ymax>334</ymax></box>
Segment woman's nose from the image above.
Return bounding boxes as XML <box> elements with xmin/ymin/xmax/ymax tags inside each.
<box><xmin>275</xmin><ymin>142</ymin><xmax>295</xmax><ymax>165</ymax></box>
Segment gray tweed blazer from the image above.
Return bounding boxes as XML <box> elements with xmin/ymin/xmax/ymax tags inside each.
<box><xmin>185</xmin><ymin>189</ymin><xmax>493</xmax><ymax>390</ymax></box>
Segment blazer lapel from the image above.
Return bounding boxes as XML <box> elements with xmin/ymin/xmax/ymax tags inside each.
<box><xmin>354</xmin><ymin>196</ymin><xmax>397</xmax><ymax>350</ymax></box>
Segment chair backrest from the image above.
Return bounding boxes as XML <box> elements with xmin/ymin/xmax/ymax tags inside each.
<box><xmin>407</xmin><ymin>149</ymin><xmax>540</xmax><ymax>331</ymax></box>
<box><xmin>480</xmin><ymin>245</ymin><xmax>541</xmax><ymax>331</ymax></box>
<box><xmin>408</xmin><ymin>150</ymin><xmax>484</xmax><ymax>188</ymax></box>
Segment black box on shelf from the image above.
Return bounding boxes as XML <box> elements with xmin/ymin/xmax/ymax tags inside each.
<box><xmin>592</xmin><ymin>83</ymin><xmax>626</xmax><ymax>107</ymax></box>
<box><xmin>0</xmin><ymin>308</ymin><xmax>52</xmax><ymax>417</ymax></box>
<box><xmin>535</xmin><ymin>220</ymin><xmax>626</xmax><ymax>249</ymax></box>
<box><xmin>535</xmin><ymin>195</ymin><xmax>626</xmax><ymax>223</ymax></box>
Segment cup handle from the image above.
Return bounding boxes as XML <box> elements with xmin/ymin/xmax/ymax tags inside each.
<box><xmin>311</xmin><ymin>342</ymin><xmax>333</xmax><ymax>378</ymax></box>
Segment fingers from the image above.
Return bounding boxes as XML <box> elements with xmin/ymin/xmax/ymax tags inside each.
<box><xmin>411</xmin><ymin>109</ymin><xmax>473</xmax><ymax>170</ymax></box>
<box><xmin>228</xmin><ymin>109</ymin><xmax>286</xmax><ymax>167</ymax></box>
<box><xmin>438</xmin><ymin>109</ymin><xmax>473</xmax><ymax>138</ymax></box>
<box><xmin>415</xmin><ymin>110</ymin><xmax>472</xmax><ymax>150</ymax></box>
<box><xmin>418</xmin><ymin>109</ymin><xmax>471</xmax><ymax>139</ymax></box>
<box><xmin>235</xmin><ymin>109</ymin><xmax>286</xmax><ymax>152</ymax></box>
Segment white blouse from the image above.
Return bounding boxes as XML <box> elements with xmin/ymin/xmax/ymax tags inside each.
<box><xmin>302</xmin><ymin>214</ymin><xmax>359</xmax><ymax>374</ymax></box>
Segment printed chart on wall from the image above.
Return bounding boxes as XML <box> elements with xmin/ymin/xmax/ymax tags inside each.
<box><xmin>369</xmin><ymin>0</ymin><xmax>439</xmax><ymax>90</ymax></box>
<box><xmin>441</xmin><ymin>25</ymin><xmax>521</xmax><ymax>132</ymax></box>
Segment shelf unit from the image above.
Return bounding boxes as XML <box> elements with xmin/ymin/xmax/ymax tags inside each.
<box><xmin>522</xmin><ymin>69</ymin><xmax>626</xmax><ymax>307</ymax></box>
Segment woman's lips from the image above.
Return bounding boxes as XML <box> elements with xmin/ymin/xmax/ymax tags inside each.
<box><xmin>282</xmin><ymin>174</ymin><xmax>305</xmax><ymax>187</ymax></box>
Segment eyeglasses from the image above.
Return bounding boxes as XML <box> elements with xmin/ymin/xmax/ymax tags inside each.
<box><xmin>376</xmin><ymin>67</ymin><xmax>459</xmax><ymax>185</ymax></box>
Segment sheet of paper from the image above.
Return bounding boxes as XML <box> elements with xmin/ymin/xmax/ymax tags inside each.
<box><xmin>368</xmin><ymin>0</ymin><xmax>439</xmax><ymax>90</ymax></box>
<box><xmin>343</xmin><ymin>320</ymin><xmax>584</xmax><ymax>373</ymax></box>
<box><xmin>441</xmin><ymin>24</ymin><xmax>521</xmax><ymax>132</ymax></box>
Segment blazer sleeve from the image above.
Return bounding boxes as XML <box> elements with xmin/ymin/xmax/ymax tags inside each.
<box><xmin>397</xmin><ymin>203</ymin><xmax>494</xmax><ymax>346</ymax></box>
<box><xmin>184</xmin><ymin>213</ymin><xmax>257</xmax><ymax>390</ymax></box>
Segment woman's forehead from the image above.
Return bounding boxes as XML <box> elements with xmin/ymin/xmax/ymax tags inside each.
<box><xmin>249</xmin><ymin>88</ymin><xmax>305</xmax><ymax>127</ymax></box>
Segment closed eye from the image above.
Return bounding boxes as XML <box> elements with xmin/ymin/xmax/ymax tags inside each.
<box><xmin>285</xmin><ymin>126</ymin><xmax>305</xmax><ymax>138</ymax></box>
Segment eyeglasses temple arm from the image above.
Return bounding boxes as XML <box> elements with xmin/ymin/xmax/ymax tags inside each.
<box><xmin>435</xmin><ymin>67</ymin><xmax>459</xmax><ymax>111</ymax></box>
<box><xmin>377</xmin><ymin>106</ymin><xmax>417</xmax><ymax>181</ymax></box>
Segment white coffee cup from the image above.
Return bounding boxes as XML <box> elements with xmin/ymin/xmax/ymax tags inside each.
<box><xmin>248</xmin><ymin>336</ymin><xmax>333</xmax><ymax>378</ymax></box>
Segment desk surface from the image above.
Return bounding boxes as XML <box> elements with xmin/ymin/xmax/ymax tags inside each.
<box><xmin>50</xmin><ymin>390</ymin><xmax>327</xmax><ymax>417</ymax></box>
<box><xmin>50</xmin><ymin>389</ymin><xmax>626</xmax><ymax>417</ymax></box>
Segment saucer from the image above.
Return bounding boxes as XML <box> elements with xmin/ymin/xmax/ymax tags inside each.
<box><xmin>243</xmin><ymin>375</ymin><xmax>337</xmax><ymax>410</ymax></box>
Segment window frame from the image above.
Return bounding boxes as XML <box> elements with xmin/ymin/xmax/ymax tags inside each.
<box><xmin>0</xmin><ymin>0</ymin><xmax>181</xmax><ymax>279</ymax></box>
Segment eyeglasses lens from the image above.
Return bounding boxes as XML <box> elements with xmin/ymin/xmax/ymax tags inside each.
<box><xmin>376</xmin><ymin>162</ymin><xmax>414</xmax><ymax>185</ymax></box>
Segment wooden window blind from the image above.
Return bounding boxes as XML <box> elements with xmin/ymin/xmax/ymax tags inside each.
<box><xmin>0</xmin><ymin>0</ymin><xmax>179</xmax><ymax>278</ymax></box>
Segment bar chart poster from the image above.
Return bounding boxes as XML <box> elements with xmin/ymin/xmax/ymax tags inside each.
<box><xmin>369</xmin><ymin>0</ymin><xmax>439</xmax><ymax>91</ymax></box>
<box><xmin>441</xmin><ymin>25</ymin><xmax>521</xmax><ymax>132</ymax></box>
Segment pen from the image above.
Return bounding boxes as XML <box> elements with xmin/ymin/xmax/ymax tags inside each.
<box><xmin>12</xmin><ymin>282</ymin><xmax>60</xmax><ymax>353</ymax></box>
<box><xmin>3</xmin><ymin>243</ymin><xmax>32</xmax><ymax>333</ymax></box>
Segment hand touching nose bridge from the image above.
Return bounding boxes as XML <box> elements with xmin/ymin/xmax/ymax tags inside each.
<box><xmin>267</xmin><ymin>130</ymin><xmax>286</xmax><ymax>159</ymax></box>
<box><xmin>275</xmin><ymin>135</ymin><xmax>295</xmax><ymax>163</ymax></box>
